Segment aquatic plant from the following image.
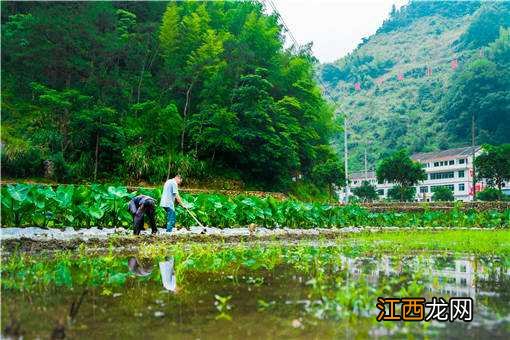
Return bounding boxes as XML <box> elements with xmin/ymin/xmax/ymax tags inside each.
<box><xmin>1</xmin><ymin>183</ymin><xmax>509</xmax><ymax>229</ymax></box>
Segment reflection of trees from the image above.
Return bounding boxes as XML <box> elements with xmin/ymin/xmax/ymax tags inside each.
<box><xmin>474</xmin><ymin>256</ymin><xmax>510</xmax><ymax>316</ymax></box>
<box><xmin>433</xmin><ymin>256</ymin><xmax>456</xmax><ymax>271</ymax></box>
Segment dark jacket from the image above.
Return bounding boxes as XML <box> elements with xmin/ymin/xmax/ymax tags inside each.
<box><xmin>128</xmin><ymin>195</ymin><xmax>156</xmax><ymax>234</ymax></box>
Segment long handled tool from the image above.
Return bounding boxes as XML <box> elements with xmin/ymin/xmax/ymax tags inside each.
<box><xmin>184</xmin><ymin>206</ymin><xmax>206</xmax><ymax>231</ymax></box>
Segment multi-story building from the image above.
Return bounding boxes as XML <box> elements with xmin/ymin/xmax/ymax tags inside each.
<box><xmin>342</xmin><ymin>146</ymin><xmax>509</xmax><ymax>202</ymax></box>
<box><xmin>412</xmin><ymin>146</ymin><xmax>482</xmax><ymax>201</ymax></box>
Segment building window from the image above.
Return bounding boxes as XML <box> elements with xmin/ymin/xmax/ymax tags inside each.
<box><xmin>419</xmin><ymin>186</ymin><xmax>428</xmax><ymax>193</ymax></box>
<box><xmin>434</xmin><ymin>162</ymin><xmax>439</xmax><ymax>167</ymax></box>
<box><xmin>431</xmin><ymin>185</ymin><xmax>454</xmax><ymax>192</ymax></box>
<box><xmin>459</xmin><ymin>183</ymin><xmax>465</xmax><ymax>191</ymax></box>
<box><xmin>459</xmin><ymin>158</ymin><xmax>465</xmax><ymax>164</ymax></box>
<box><xmin>353</xmin><ymin>180</ymin><xmax>358</xmax><ymax>184</ymax></box>
<box><xmin>377</xmin><ymin>189</ymin><xmax>384</xmax><ymax>196</ymax></box>
<box><xmin>449</xmin><ymin>160</ymin><xmax>454</xmax><ymax>165</ymax></box>
<box><xmin>430</xmin><ymin>172</ymin><xmax>455</xmax><ymax>180</ymax></box>
<box><xmin>458</xmin><ymin>170</ymin><xmax>465</xmax><ymax>178</ymax></box>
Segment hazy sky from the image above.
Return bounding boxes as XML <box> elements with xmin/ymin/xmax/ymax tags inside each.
<box><xmin>269</xmin><ymin>0</ymin><xmax>409</xmax><ymax>62</ymax></box>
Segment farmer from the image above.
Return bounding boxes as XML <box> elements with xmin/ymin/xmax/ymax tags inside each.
<box><xmin>160</xmin><ymin>174</ymin><xmax>187</xmax><ymax>232</ymax></box>
<box><xmin>128</xmin><ymin>194</ymin><xmax>157</xmax><ymax>235</ymax></box>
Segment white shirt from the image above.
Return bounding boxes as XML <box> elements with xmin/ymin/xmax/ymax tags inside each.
<box><xmin>160</xmin><ymin>179</ymin><xmax>178</xmax><ymax>209</ymax></box>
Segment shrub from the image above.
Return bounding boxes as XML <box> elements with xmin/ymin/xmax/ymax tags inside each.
<box><xmin>352</xmin><ymin>181</ymin><xmax>379</xmax><ymax>202</ymax></box>
<box><xmin>388</xmin><ymin>185</ymin><xmax>416</xmax><ymax>202</ymax></box>
<box><xmin>432</xmin><ymin>186</ymin><xmax>454</xmax><ymax>201</ymax></box>
<box><xmin>477</xmin><ymin>188</ymin><xmax>507</xmax><ymax>201</ymax></box>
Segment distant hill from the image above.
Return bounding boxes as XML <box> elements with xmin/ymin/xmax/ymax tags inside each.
<box><xmin>319</xmin><ymin>0</ymin><xmax>510</xmax><ymax>171</ymax></box>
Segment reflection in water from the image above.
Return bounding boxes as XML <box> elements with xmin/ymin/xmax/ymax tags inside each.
<box><xmin>2</xmin><ymin>252</ymin><xmax>508</xmax><ymax>339</ymax></box>
<box><xmin>159</xmin><ymin>257</ymin><xmax>177</xmax><ymax>292</ymax></box>
<box><xmin>341</xmin><ymin>255</ymin><xmax>510</xmax><ymax>300</ymax></box>
<box><xmin>128</xmin><ymin>257</ymin><xmax>153</xmax><ymax>277</ymax></box>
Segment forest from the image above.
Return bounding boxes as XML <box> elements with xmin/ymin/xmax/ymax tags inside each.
<box><xmin>1</xmin><ymin>1</ymin><xmax>342</xmax><ymax>191</ymax></box>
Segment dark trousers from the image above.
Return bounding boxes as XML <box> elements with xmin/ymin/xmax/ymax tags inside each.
<box><xmin>129</xmin><ymin>201</ymin><xmax>156</xmax><ymax>235</ymax></box>
<box><xmin>132</xmin><ymin>211</ymin><xmax>157</xmax><ymax>235</ymax></box>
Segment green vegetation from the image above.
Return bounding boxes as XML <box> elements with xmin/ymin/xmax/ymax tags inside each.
<box><xmin>320</xmin><ymin>1</ymin><xmax>510</xmax><ymax>171</ymax></box>
<box><xmin>352</xmin><ymin>180</ymin><xmax>378</xmax><ymax>202</ymax></box>
<box><xmin>2</xmin><ymin>183</ymin><xmax>509</xmax><ymax>229</ymax></box>
<box><xmin>432</xmin><ymin>186</ymin><xmax>454</xmax><ymax>202</ymax></box>
<box><xmin>387</xmin><ymin>185</ymin><xmax>416</xmax><ymax>202</ymax></box>
<box><xmin>477</xmin><ymin>188</ymin><xmax>509</xmax><ymax>202</ymax></box>
<box><xmin>442</xmin><ymin>28</ymin><xmax>510</xmax><ymax>147</ymax></box>
<box><xmin>475</xmin><ymin>144</ymin><xmax>510</xmax><ymax>190</ymax></box>
<box><xmin>1</xmin><ymin>1</ymin><xmax>340</xmax><ymax>191</ymax></box>
<box><xmin>376</xmin><ymin>149</ymin><xmax>426</xmax><ymax>201</ymax></box>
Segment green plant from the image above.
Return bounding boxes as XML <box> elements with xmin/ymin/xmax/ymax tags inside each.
<box><xmin>352</xmin><ymin>181</ymin><xmax>379</xmax><ymax>202</ymax></box>
<box><xmin>1</xmin><ymin>183</ymin><xmax>509</xmax><ymax>229</ymax></box>
<box><xmin>432</xmin><ymin>186</ymin><xmax>455</xmax><ymax>201</ymax></box>
<box><xmin>477</xmin><ymin>188</ymin><xmax>508</xmax><ymax>201</ymax></box>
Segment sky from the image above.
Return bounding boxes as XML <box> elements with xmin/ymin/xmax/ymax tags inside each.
<box><xmin>269</xmin><ymin>0</ymin><xmax>409</xmax><ymax>63</ymax></box>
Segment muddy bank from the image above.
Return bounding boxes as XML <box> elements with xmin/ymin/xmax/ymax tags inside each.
<box><xmin>1</xmin><ymin>226</ymin><xmax>494</xmax><ymax>254</ymax></box>
<box><xmin>0</xmin><ymin>226</ymin><xmax>362</xmax><ymax>253</ymax></box>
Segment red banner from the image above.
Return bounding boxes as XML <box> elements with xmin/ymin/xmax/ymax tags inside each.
<box><xmin>451</xmin><ymin>59</ymin><xmax>458</xmax><ymax>70</ymax></box>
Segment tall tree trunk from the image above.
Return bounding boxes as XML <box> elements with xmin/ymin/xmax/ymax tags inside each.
<box><xmin>180</xmin><ymin>82</ymin><xmax>194</xmax><ymax>152</ymax></box>
<box><xmin>137</xmin><ymin>43</ymin><xmax>159</xmax><ymax>104</ymax></box>
<box><xmin>137</xmin><ymin>55</ymin><xmax>148</xmax><ymax>104</ymax></box>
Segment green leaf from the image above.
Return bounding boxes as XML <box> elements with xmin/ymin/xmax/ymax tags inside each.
<box><xmin>7</xmin><ymin>184</ymin><xmax>30</xmax><ymax>202</ymax></box>
<box><xmin>108</xmin><ymin>272</ymin><xmax>128</xmax><ymax>286</ymax></box>
<box><xmin>107</xmin><ymin>186</ymin><xmax>130</xmax><ymax>198</ymax></box>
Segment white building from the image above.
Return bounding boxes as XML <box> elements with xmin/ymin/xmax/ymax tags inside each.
<box><xmin>342</xmin><ymin>146</ymin><xmax>509</xmax><ymax>202</ymax></box>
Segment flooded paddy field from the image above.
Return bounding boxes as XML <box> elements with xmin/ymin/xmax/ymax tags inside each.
<box><xmin>2</xmin><ymin>230</ymin><xmax>510</xmax><ymax>339</ymax></box>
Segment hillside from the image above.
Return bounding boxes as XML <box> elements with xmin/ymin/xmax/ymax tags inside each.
<box><xmin>320</xmin><ymin>0</ymin><xmax>510</xmax><ymax>171</ymax></box>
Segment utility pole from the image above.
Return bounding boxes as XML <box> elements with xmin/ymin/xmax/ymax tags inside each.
<box><xmin>364</xmin><ymin>147</ymin><xmax>368</xmax><ymax>181</ymax></box>
<box><xmin>344</xmin><ymin>115</ymin><xmax>349</xmax><ymax>203</ymax></box>
<box><xmin>472</xmin><ymin>112</ymin><xmax>476</xmax><ymax>201</ymax></box>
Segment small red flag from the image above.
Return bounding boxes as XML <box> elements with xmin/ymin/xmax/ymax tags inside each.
<box><xmin>397</xmin><ymin>73</ymin><xmax>404</xmax><ymax>81</ymax></box>
<box><xmin>354</xmin><ymin>82</ymin><xmax>361</xmax><ymax>91</ymax></box>
<box><xmin>451</xmin><ymin>59</ymin><xmax>458</xmax><ymax>70</ymax></box>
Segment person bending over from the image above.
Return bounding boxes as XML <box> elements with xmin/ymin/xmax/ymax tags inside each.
<box><xmin>128</xmin><ymin>194</ymin><xmax>157</xmax><ymax>235</ymax></box>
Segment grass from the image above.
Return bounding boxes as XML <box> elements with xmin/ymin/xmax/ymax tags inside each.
<box><xmin>335</xmin><ymin>229</ymin><xmax>510</xmax><ymax>256</ymax></box>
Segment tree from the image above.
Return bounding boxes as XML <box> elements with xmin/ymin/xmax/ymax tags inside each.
<box><xmin>442</xmin><ymin>28</ymin><xmax>510</xmax><ymax>146</ymax></box>
<box><xmin>1</xmin><ymin>1</ymin><xmax>339</xmax><ymax>189</ymax></box>
<box><xmin>352</xmin><ymin>181</ymin><xmax>378</xmax><ymax>202</ymax></box>
<box><xmin>474</xmin><ymin>144</ymin><xmax>510</xmax><ymax>190</ymax></box>
<box><xmin>376</xmin><ymin>149</ymin><xmax>426</xmax><ymax>201</ymax></box>
<box><xmin>432</xmin><ymin>186</ymin><xmax>454</xmax><ymax>202</ymax></box>
<box><xmin>311</xmin><ymin>159</ymin><xmax>345</xmax><ymax>200</ymax></box>
<box><xmin>476</xmin><ymin>187</ymin><xmax>507</xmax><ymax>201</ymax></box>
<box><xmin>387</xmin><ymin>185</ymin><xmax>416</xmax><ymax>202</ymax></box>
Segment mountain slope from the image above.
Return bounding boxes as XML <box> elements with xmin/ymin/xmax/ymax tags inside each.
<box><xmin>320</xmin><ymin>0</ymin><xmax>510</xmax><ymax>171</ymax></box>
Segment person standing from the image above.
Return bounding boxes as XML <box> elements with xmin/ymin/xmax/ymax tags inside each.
<box><xmin>160</xmin><ymin>174</ymin><xmax>187</xmax><ymax>232</ymax></box>
<box><xmin>128</xmin><ymin>194</ymin><xmax>157</xmax><ymax>235</ymax></box>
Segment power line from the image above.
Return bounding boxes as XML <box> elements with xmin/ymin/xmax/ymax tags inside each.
<box><xmin>260</xmin><ymin>0</ymin><xmax>337</xmax><ymax>103</ymax></box>
<box><xmin>260</xmin><ymin>0</ymin><xmax>350</xmax><ymax>202</ymax></box>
